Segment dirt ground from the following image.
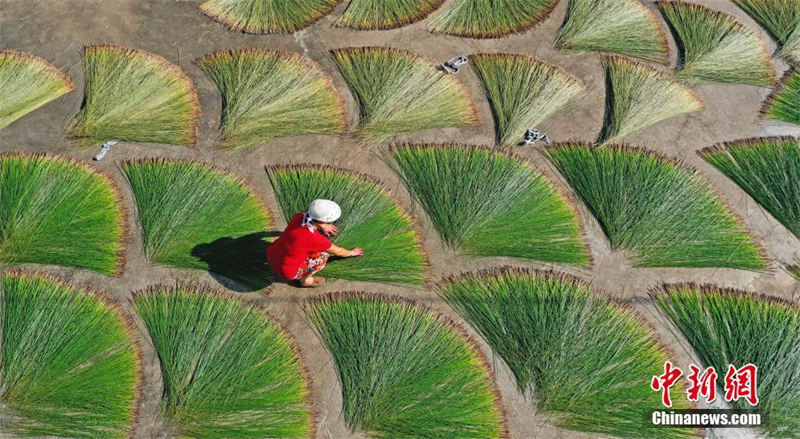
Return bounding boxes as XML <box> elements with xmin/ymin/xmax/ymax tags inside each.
<box><xmin>1</xmin><ymin>0</ymin><xmax>798</xmax><ymax>438</ymax></box>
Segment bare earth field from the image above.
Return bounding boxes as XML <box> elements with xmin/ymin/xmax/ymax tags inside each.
<box><xmin>1</xmin><ymin>0</ymin><xmax>799</xmax><ymax>437</ymax></box>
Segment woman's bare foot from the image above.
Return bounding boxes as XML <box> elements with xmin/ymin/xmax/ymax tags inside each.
<box><xmin>298</xmin><ymin>276</ymin><xmax>326</xmax><ymax>288</ymax></box>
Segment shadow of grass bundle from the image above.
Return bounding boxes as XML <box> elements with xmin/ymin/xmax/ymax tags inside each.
<box><xmin>655</xmin><ymin>285</ymin><xmax>800</xmax><ymax>438</ymax></box>
<box><xmin>200</xmin><ymin>0</ymin><xmax>339</xmax><ymax>33</ymax></box>
<box><xmin>332</xmin><ymin>47</ymin><xmax>478</xmax><ymax>144</ymax></box>
<box><xmin>763</xmin><ymin>70</ymin><xmax>800</xmax><ymax>125</ymax></box>
<box><xmin>436</xmin><ymin>267</ymin><xmax>692</xmax><ymax>439</ymax></box>
<box><xmin>428</xmin><ymin>0</ymin><xmax>559</xmax><ymax>38</ymax></box>
<box><xmin>544</xmin><ymin>144</ymin><xmax>767</xmax><ymax>270</ymax></box>
<box><xmin>702</xmin><ymin>137</ymin><xmax>800</xmax><ymax>238</ymax></box>
<box><xmin>731</xmin><ymin>0</ymin><xmax>800</xmax><ymax>65</ymax></box>
<box><xmin>67</xmin><ymin>45</ymin><xmax>199</xmax><ymax>147</ymax></box>
<box><xmin>555</xmin><ymin>0</ymin><xmax>669</xmax><ymax>63</ymax></box>
<box><xmin>338</xmin><ymin>0</ymin><xmax>445</xmax><ymax>29</ymax></box>
<box><xmin>134</xmin><ymin>284</ymin><xmax>313</xmax><ymax>438</ymax></box>
<box><xmin>0</xmin><ymin>272</ymin><xmax>140</xmax><ymax>438</ymax></box>
<box><xmin>658</xmin><ymin>1</ymin><xmax>774</xmax><ymax>86</ymax></box>
<box><xmin>598</xmin><ymin>56</ymin><xmax>703</xmax><ymax>144</ymax></box>
<box><xmin>0</xmin><ymin>51</ymin><xmax>73</xmax><ymax>130</ymax></box>
<box><xmin>266</xmin><ymin>164</ymin><xmax>426</xmax><ymax>285</ymax></box>
<box><xmin>197</xmin><ymin>49</ymin><xmax>346</xmax><ymax>149</ymax></box>
<box><xmin>470</xmin><ymin>53</ymin><xmax>584</xmax><ymax>147</ymax></box>
<box><xmin>122</xmin><ymin>159</ymin><xmax>273</xmax><ymax>290</ymax></box>
<box><xmin>304</xmin><ymin>292</ymin><xmax>506</xmax><ymax>438</ymax></box>
<box><xmin>386</xmin><ymin>144</ymin><xmax>589</xmax><ymax>266</ymax></box>
<box><xmin>0</xmin><ymin>153</ymin><xmax>125</xmax><ymax>275</ymax></box>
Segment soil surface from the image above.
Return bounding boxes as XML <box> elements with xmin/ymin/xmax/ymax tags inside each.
<box><xmin>1</xmin><ymin>0</ymin><xmax>798</xmax><ymax>438</ymax></box>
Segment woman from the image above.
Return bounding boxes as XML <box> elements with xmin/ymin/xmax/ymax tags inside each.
<box><xmin>267</xmin><ymin>199</ymin><xmax>364</xmax><ymax>287</ymax></box>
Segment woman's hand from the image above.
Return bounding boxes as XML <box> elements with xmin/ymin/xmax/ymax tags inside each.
<box><xmin>319</xmin><ymin>223</ymin><xmax>338</xmax><ymax>237</ymax></box>
<box><xmin>349</xmin><ymin>248</ymin><xmax>364</xmax><ymax>257</ymax></box>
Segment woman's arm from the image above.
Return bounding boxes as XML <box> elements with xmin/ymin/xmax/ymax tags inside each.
<box><xmin>327</xmin><ymin>244</ymin><xmax>364</xmax><ymax>258</ymax></box>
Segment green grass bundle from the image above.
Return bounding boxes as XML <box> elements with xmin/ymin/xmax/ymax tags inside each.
<box><xmin>555</xmin><ymin>0</ymin><xmax>669</xmax><ymax>63</ymax></box>
<box><xmin>67</xmin><ymin>45</ymin><xmax>199</xmax><ymax>146</ymax></box>
<box><xmin>386</xmin><ymin>144</ymin><xmax>589</xmax><ymax>265</ymax></box>
<box><xmin>470</xmin><ymin>53</ymin><xmax>584</xmax><ymax>147</ymax></box>
<box><xmin>597</xmin><ymin>56</ymin><xmax>703</xmax><ymax>144</ymax></box>
<box><xmin>656</xmin><ymin>285</ymin><xmax>800</xmax><ymax>437</ymax></box>
<box><xmin>436</xmin><ymin>268</ymin><xmax>692</xmax><ymax>439</ymax></box>
<box><xmin>1</xmin><ymin>272</ymin><xmax>139</xmax><ymax>438</ymax></box>
<box><xmin>658</xmin><ymin>1</ymin><xmax>774</xmax><ymax>86</ymax></box>
<box><xmin>197</xmin><ymin>49</ymin><xmax>346</xmax><ymax>148</ymax></box>
<box><xmin>200</xmin><ymin>0</ymin><xmax>339</xmax><ymax>33</ymax></box>
<box><xmin>763</xmin><ymin>70</ymin><xmax>800</xmax><ymax>125</ymax></box>
<box><xmin>544</xmin><ymin>144</ymin><xmax>766</xmax><ymax>270</ymax></box>
<box><xmin>730</xmin><ymin>0</ymin><xmax>800</xmax><ymax>64</ymax></box>
<box><xmin>701</xmin><ymin>137</ymin><xmax>800</xmax><ymax>238</ymax></box>
<box><xmin>266</xmin><ymin>164</ymin><xmax>426</xmax><ymax>285</ymax></box>
<box><xmin>134</xmin><ymin>284</ymin><xmax>313</xmax><ymax>438</ymax></box>
<box><xmin>0</xmin><ymin>153</ymin><xmax>125</xmax><ymax>275</ymax></box>
<box><xmin>0</xmin><ymin>51</ymin><xmax>74</xmax><ymax>130</ymax></box>
<box><xmin>122</xmin><ymin>159</ymin><xmax>272</xmax><ymax>290</ymax></box>
<box><xmin>338</xmin><ymin>0</ymin><xmax>444</xmax><ymax>29</ymax></box>
<box><xmin>305</xmin><ymin>292</ymin><xmax>505</xmax><ymax>438</ymax></box>
<box><xmin>332</xmin><ymin>47</ymin><xmax>478</xmax><ymax>144</ymax></box>
<box><xmin>428</xmin><ymin>0</ymin><xmax>559</xmax><ymax>38</ymax></box>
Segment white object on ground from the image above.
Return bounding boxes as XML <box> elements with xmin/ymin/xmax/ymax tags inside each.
<box><xmin>440</xmin><ymin>56</ymin><xmax>468</xmax><ymax>74</ymax></box>
<box><xmin>524</xmin><ymin>129</ymin><xmax>550</xmax><ymax>145</ymax></box>
<box><xmin>93</xmin><ymin>140</ymin><xmax>118</xmax><ymax>161</ymax></box>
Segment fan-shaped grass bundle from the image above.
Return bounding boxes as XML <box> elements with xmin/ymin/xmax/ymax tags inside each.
<box><xmin>197</xmin><ymin>49</ymin><xmax>346</xmax><ymax>148</ymax></box>
<box><xmin>701</xmin><ymin>137</ymin><xmax>800</xmax><ymax>238</ymax></box>
<box><xmin>338</xmin><ymin>0</ymin><xmax>444</xmax><ymax>29</ymax></box>
<box><xmin>555</xmin><ymin>0</ymin><xmax>669</xmax><ymax>63</ymax></box>
<box><xmin>305</xmin><ymin>292</ymin><xmax>506</xmax><ymax>438</ymax></box>
<box><xmin>763</xmin><ymin>70</ymin><xmax>800</xmax><ymax>125</ymax></box>
<box><xmin>122</xmin><ymin>159</ymin><xmax>273</xmax><ymax>290</ymax></box>
<box><xmin>332</xmin><ymin>47</ymin><xmax>478</xmax><ymax>144</ymax></box>
<box><xmin>266</xmin><ymin>164</ymin><xmax>426</xmax><ymax>285</ymax></box>
<box><xmin>0</xmin><ymin>51</ymin><xmax>74</xmax><ymax>130</ymax></box>
<box><xmin>658</xmin><ymin>1</ymin><xmax>774</xmax><ymax>86</ymax></box>
<box><xmin>200</xmin><ymin>0</ymin><xmax>339</xmax><ymax>33</ymax></box>
<box><xmin>67</xmin><ymin>45</ymin><xmax>199</xmax><ymax>147</ymax></box>
<box><xmin>730</xmin><ymin>0</ymin><xmax>800</xmax><ymax>65</ymax></box>
<box><xmin>544</xmin><ymin>144</ymin><xmax>766</xmax><ymax>270</ymax></box>
<box><xmin>470</xmin><ymin>53</ymin><xmax>584</xmax><ymax>147</ymax></box>
<box><xmin>1</xmin><ymin>272</ymin><xmax>140</xmax><ymax>438</ymax></box>
<box><xmin>0</xmin><ymin>153</ymin><xmax>125</xmax><ymax>275</ymax></box>
<box><xmin>134</xmin><ymin>284</ymin><xmax>313</xmax><ymax>438</ymax></box>
<box><xmin>598</xmin><ymin>56</ymin><xmax>703</xmax><ymax>144</ymax></box>
<box><xmin>428</xmin><ymin>0</ymin><xmax>559</xmax><ymax>38</ymax></box>
<box><xmin>436</xmin><ymin>267</ymin><xmax>692</xmax><ymax>439</ymax></box>
<box><xmin>655</xmin><ymin>285</ymin><xmax>800</xmax><ymax>437</ymax></box>
<box><xmin>386</xmin><ymin>144</ymin><xmax>589</xmax><ymax>265</ymax></box>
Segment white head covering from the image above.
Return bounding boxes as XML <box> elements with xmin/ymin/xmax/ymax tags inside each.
<box><xmin>307</xmin><ymin>199</ymin><xmax>341</xmax><ymax>223</ymax></box>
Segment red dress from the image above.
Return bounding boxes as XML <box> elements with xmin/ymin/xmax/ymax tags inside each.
<box><xmin>267</xmin><ymin>213</ymin><xmax>332</xmax><ymax>280</ymax></box>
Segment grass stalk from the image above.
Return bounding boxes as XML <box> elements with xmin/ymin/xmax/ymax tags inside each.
<box><xmin>338</xmin><ymin>0</ymin><xmax>445</xmax><ymax>30</ymax></box>
<box><xmin>730</xmin><ymin>0</ymin><xmax>800</xmax><ymax>64</ymax></box>
<box><xmin>200</xmin><ymin>0</ymin><xmax>340</xmax><ymax>33</ymax></box>
<box><xmin>763</xmin><ymin>69</ymin><xmax>800</xmax><ymax>125</ymax></box>
<box><xmin>428</xmin><ymin>0</ymin><xmax>559</xmax><ymax>38</ymax></box>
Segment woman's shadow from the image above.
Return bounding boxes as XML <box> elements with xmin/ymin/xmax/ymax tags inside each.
<box><xmin>191</xmin><ymin>231</ymin><xmax>281</xmax><ymax>292</ymax></box>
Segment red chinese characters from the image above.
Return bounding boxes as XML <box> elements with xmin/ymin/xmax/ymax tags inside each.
<box><xmin>651</xmin><ymin>361</ymin><xmax>683</xmax><ymax>407</ymax></box>
<box><xmin>724</xmin><ymin>364</ymin><xmax>759</xmax><ymax>405</ymax></box>
<box><xmin>651</xmin><ymin>362</ymin><xmax>758</xmax><ymax>407</ymax></box>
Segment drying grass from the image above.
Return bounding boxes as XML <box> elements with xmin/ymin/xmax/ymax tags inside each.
<box><xmin>655</xmin><ymin>285</ymin><xmax>800</xmax><ymax>437</ymax></box>
<box><xmin>0</xmin><ymin>51</ymin><xmax>74</xmax><ymax>130</ymax></box>
<box><xmin>597</xmin><ymin>56</ymin><xmax>703</xmax><ymax>144</ymax></box>
<box><xmin>658</xmin><ymin>1</ymin><xmax>774</xmax><ymax>86</ymax></box>
<box><xmin>544</xmin><ymin>144</ymin><xmax>767</xmax><ymax>270</ymax></box>
<box><xmin>200</xmin><ymin>0</ymin><xmax>339</xmax><ymax>33</ymax></box>
<box><xmin>436</xmin><ymin>267</ymin><xmax>692</xmax><ymax>438</ymax></box>
<box><xmin>196</xmin><ymin>49</ymin><xmax>346</xmax><ymax>148</ymax></box>
<box><xmin>730</xmin><ymin>0</ymin><xmax>800</xmax><ymax>64</ymax></box>
<box><xmin>0</xmin><ymin>153</ymin><xmax>125</xmax><ymax>275</ymax></box>
<box><xmin>555</xmin><ymin>0</ymin><xmax>669</xmax><ymax>63</ymax></box>
<box><xmin>338</xmin><ymin>0</ymin><xmax>444</xmax><ymax>29</ymax></box>
<box><xmin>67</xmin><ymin>45</ymin><xmax>199</xmax><ymax>147</ymax></box>
<box><xmin>471</xmin><ymin>53</ymin><xmax>584</xmax><ymax>147</ymax></box>
<box><xmin>789</xmin><ymin>265</ymin><xmax>800</xmax><ymax>280</ymax></box>
<box><xmin>134</xmin><ymin>284</ymin><xmax>313</xmax><ymax>438</ymax></box>
<box><xmin>763</xmin><ymin>70</ymin><xmax>800</xmax><ymax>125</ymax></box>
<box><xmin>304</xmin><ymin>292</ymin><xmax>506</xmax><ymax>438</ymax></box>
<box><xmin>332</xmin><ymin>47</ymin><xmax>478</xmax><ymax>144</ymax></box>
<box><xmin>266</xmin><ymin>164</ymin><xmax>426</xmax><ymax>285</ymax></box>
<box><xmin>122</xmin><ymin>159</ymin><xmax>272</xmax><ymax>290</ymax></box>
<box><xmin>0</xmin><ymin>272</ymin><xmax>140</xmax><ymax>438</ymax></box>
<box><xmin>428</xmin><ymin>0</ymin><xmax>559</xmax><ymax>38</ymax></box>
<box><xmin>701</xmin><ymin>137</ymin><xmax>800</xmax><ymax>238</ymax></box>
<box><xmin>386</xmin><ymin>144</ymin><xmax>589</xmax><ymax>265</ymax></box>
